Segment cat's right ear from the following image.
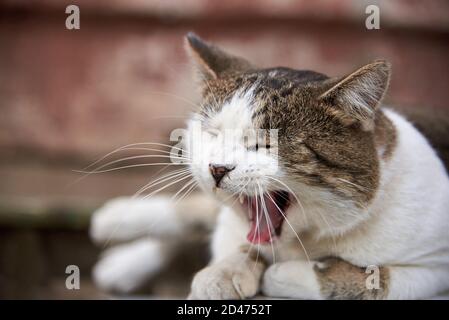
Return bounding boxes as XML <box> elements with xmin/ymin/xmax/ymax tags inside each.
<box><xmin>184</xmin><ymin>32</ymin><xmax>252</xmax><ymax>81</ymax></box>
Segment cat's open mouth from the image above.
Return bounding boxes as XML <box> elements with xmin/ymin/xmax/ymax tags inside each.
<box><xmin>240</xmin><ymin>191</ymin><xmax>291</xmax><ymax>244</ymax></box>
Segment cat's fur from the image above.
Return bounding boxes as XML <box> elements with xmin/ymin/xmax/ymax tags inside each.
<box><xmin>90</xmin><ymin>33</ymin><xmax>449</xmax><ymax>299</ymax></box>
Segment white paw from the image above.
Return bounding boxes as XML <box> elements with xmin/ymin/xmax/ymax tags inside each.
<box><xmin>92</xmin><ymin>238</ymin><xmax>169</xmax><ymax>293</ymax></box>
<box><xmin>261</xmin><ymin>261</ymin><xmax>323</xmax><ymax>299</ymax></box>
<box><xmin>189</xmin><ymin>264</ymin><xmax>260</xmax><ymax>300</ymax></box>
<box><xmin>90</xmin><ymin>196</ymin><xmax>181</xmax><ymax>244</ymax></box>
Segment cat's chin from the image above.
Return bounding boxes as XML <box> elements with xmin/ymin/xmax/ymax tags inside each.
<box><xmin>237</xmin><ymin>190</ymin><xmax>291</xmax><ymax>245</ymax></box>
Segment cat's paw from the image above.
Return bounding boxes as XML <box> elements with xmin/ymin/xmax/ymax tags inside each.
<box><xmin>261</xmin><ymin>261</ymin><xmax>323</xmax><ymax>299</ymax></box>
<box><xmin>188</xmin><ymin>264</ymin><xmax>259</xmax><ymax>300</ymax></box>
<box><xmin>92</xmin><ymin>238</ymin><xmax>169</xmax><ymax>293</ymax></box>
<box><xmin>90</xmin><ymin>196</ymin><xmax>182</xmax><ymax>244</ymax></box>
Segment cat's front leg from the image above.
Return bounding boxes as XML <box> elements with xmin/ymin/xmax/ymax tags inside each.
<box><xmin>262</xmin><ymin>257</ymin><xmax>390</xmax><ymax>299</ymax></box>
<box><xmin>188</xmin><ymin>248</ymin><xmax>266</xmax><ymax>299</ymax></box>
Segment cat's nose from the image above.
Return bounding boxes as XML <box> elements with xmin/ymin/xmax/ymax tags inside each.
<box><xmin>209</xmin><ymin>164</ymin><xmax>235</xmax><ymax>187</ymax></box>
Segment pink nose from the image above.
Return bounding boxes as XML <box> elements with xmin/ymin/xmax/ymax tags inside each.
<box><xmin>209</xmin><ymin>164</ymin><xmax>235</xmax><ymax>187</ymax></box>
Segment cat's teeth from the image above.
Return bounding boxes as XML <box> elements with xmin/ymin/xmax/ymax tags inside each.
<box><xmin>239</xmin><ymin>194</ymin><xmax>244</xmax><ymax>204</ymax></box>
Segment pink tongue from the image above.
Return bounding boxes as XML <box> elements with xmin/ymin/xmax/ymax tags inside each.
<box><xmin>246</xmin><ymin>194</ymin><xmax>283</xmax><ymax>244</ymax></box>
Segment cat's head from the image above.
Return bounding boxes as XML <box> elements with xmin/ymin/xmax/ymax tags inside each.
<box><xmin>183</xmin><ymin>33</ymin><xmax>393</xmax><ymax>243</ymax></box>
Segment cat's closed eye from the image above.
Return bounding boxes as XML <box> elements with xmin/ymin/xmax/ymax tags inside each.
<box><xmin>247</xmin><ymin>143</ymin><xmax>271</xmax><ymax>151</ymax></box>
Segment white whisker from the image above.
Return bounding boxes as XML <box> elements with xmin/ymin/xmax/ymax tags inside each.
<box><xmin>91</xmin><ymin>154</ymin><xmax>190</xmax><ymax>171</ymax></box>
<box><xmin>257</xmin><ymin>182</ymin><xmax>276</xmax><ymax>264</ymax></box>
<box><xmin>83</xmin><ymin>142</ymin><xmax>189</xmax><ymax>171</ymax></box>
<box><xmin>266</xmin><ymin>176</ymin><xmax>309</xmax><ymax>226</ymax></box>
<box><xmin>252</xmin><ymin>186</ymin><xmax>261</xmax><ymax>273</ymax></box>
<box><xmin>171</xmin><ymin>178</ymin><xmax>196</xmax><ymax>203</ymax></box>
<box><xmin>265</xmin><ymin>192</ymin><xmax>311</xmax><ymax>263</ymax></box>
<box><xmin>175</xmin><ymin>181</ymin><xmax>198</xmax><ymax>205</ymax></box>
<box><xmin>267</xmin><ymin>176</ymin><xmax>338</xmax><ymax>256</ymax></box>
<box><xmin>135</xmin><ymin>169</ymin><xmax>192</xmax><ymax>197</ymax></box>
<box><xmin>142</xmin><ymin>174</ymin><xmax>192</xmax><ymax>199</ymax></box>
<box><xmin>337</xmin><ymin>178</ymin><xmax>373</xmax><ymax>191</ymax></box>
<box><xmin>74</xmin><ymin>162</ymin><xmax>190</xmax><ymax>175</ymax></box>
<box><xmin>133</xmin><ymin>168</ymin><xmax>188</xmax><ymax>196</ymax></box>
<box><xmin>146</xmin><ymin>90</ymin><xmax>204</xmax><ymax>110</ymax></box>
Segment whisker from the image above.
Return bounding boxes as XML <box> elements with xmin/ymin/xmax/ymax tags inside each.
<box><xmin>265</xmin><ymin>192</ymin><xmax>311</xmax><ymax>263</ymax></box>
<box><xmin>85</xmin><ymin>154</ymin><xmax>190</xmax><ymax>177</ymax></box>
<box><xmin>109</xmin><ymin>147</ymin><xmax>187</xmax><ymax>156</ymax></box>
<box><xmin>83</xmin><ymin>142</ymin><xmax>189</xmax><ymax>171</ymax></box>
<box><xmin>68</xmin><ymin>148</ymin><xmax>189</xmax><ymax>188</ymax></box>
<box><xmin>98</xmin><ymin>170</ymin><xmax>190</xmax><ymax>247</ymax></box>
<box><xmin>133</xmin><ymin>168</ymin><xmax>188</xmax><ymax>196</ymax></box>
<box><xmin>337</xmin><ymin>178</ymin><xmax>374</xmax><ymax>191</ymax></box>
<box><xmin>92</xmin><ymin>154</ymin><xmax>190</xmax><ymax>171</ymax></box>
<box><xmin>249</xmin><ymin>185</ymin><xmax>262</xmax><ymax>273</ymax></box>
<box><xmin>232</xmin><ymin>180</ymin><xmax>261</xmax><ymax>274</ymax></box>
<box><xmin>258</xmin><ymin>183</ymin><xmax>276</xmax><ymax>265</ymax></box>
<box><xmin>266</xmin><ymin>176</ymin><xmax>309</xmax><ymax>226</ymax></box>
<box><xmin>314</xmin><ymin>205</ymin><xmax>339</xmax><ymax>254</ymax></box>
<box><xmin>146</xmin><ymin>90</ymin><xmax>203</xmax><ymax>110</ymax></box>
<box><xmin>220</xmin><ymin>179</ymin><xmax>251</xmax><ymax>204</ymax></box>
<box><xmin>132</xmin><ymin>178</ymin><xmax>196</xmax><ymax>238</ymax></box>
<box><xmin>74</xmin><ymin>162</ymin><xmax>190</xmax><ymax>175</ymax></box>
<box><xmin>267</xmin><ymin>176</ymin><xmax>338</xmax><ymax>255</ymax></box>
<box><xmin>135</xmin><ymin>169</ymin><xmax>192</xmax><ymax>197</ymax></box>
<box><xmin>224</xmin><ymin>178</ymin><xmax>252</xmax><ymax>213</ymax></box>
<box><xmin>175</xmin><ymin>180</ymin><xmax>198</xmax><ymax>206</ymax></box>
<box><xmin>142</xmin><ymin>174</ymin><xmax>192</xmax><ymax>199</ymax></box>
<box><xmin>171</xmin><ymin>178</ymin><xmax>196</xmax><ymax>203</ymax></box>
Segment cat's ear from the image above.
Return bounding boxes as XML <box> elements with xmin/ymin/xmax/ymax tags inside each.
<box><xmin>184</xmin><ymin>32</ymin><xmax>252</xmax><ymax>81</ymax></box>
<box><xmin>319</xmin><ymin>60</ymin><xmax>391</xmax><ymax>131</ymax></box>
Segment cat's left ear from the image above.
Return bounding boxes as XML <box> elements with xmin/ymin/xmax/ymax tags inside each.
<box><xmin>184</xmin><ymin>32</ymin><xmax>252</xmax><ymax>81</ymax></box>
<box><xmin>319</xmin><ymin>60</ymin><xmax>391</xmax><ymax>131</ymax></box>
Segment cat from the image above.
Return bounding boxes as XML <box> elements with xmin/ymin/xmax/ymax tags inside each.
<box><xmin>90</xmin><ymin>33</ymin><xmax>449</xmax><ymax>299</ymax></box>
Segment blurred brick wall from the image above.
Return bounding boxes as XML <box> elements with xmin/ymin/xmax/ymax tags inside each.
<box><xmin>0</xmin><ymin>0</ymin><xmax>448</xmax><ymax>203</ymax></box>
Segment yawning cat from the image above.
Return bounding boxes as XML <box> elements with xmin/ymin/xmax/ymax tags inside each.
<box><xmin>91</xmin><ymin>33</ymin><xmax>449</xmax><ymax>299</ymax></box>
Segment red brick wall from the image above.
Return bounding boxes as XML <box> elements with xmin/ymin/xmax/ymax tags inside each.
<box><xmin>1</xmin><ymin>0</ymin><xmax>448</xmax><ymax>201</ymax></box>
